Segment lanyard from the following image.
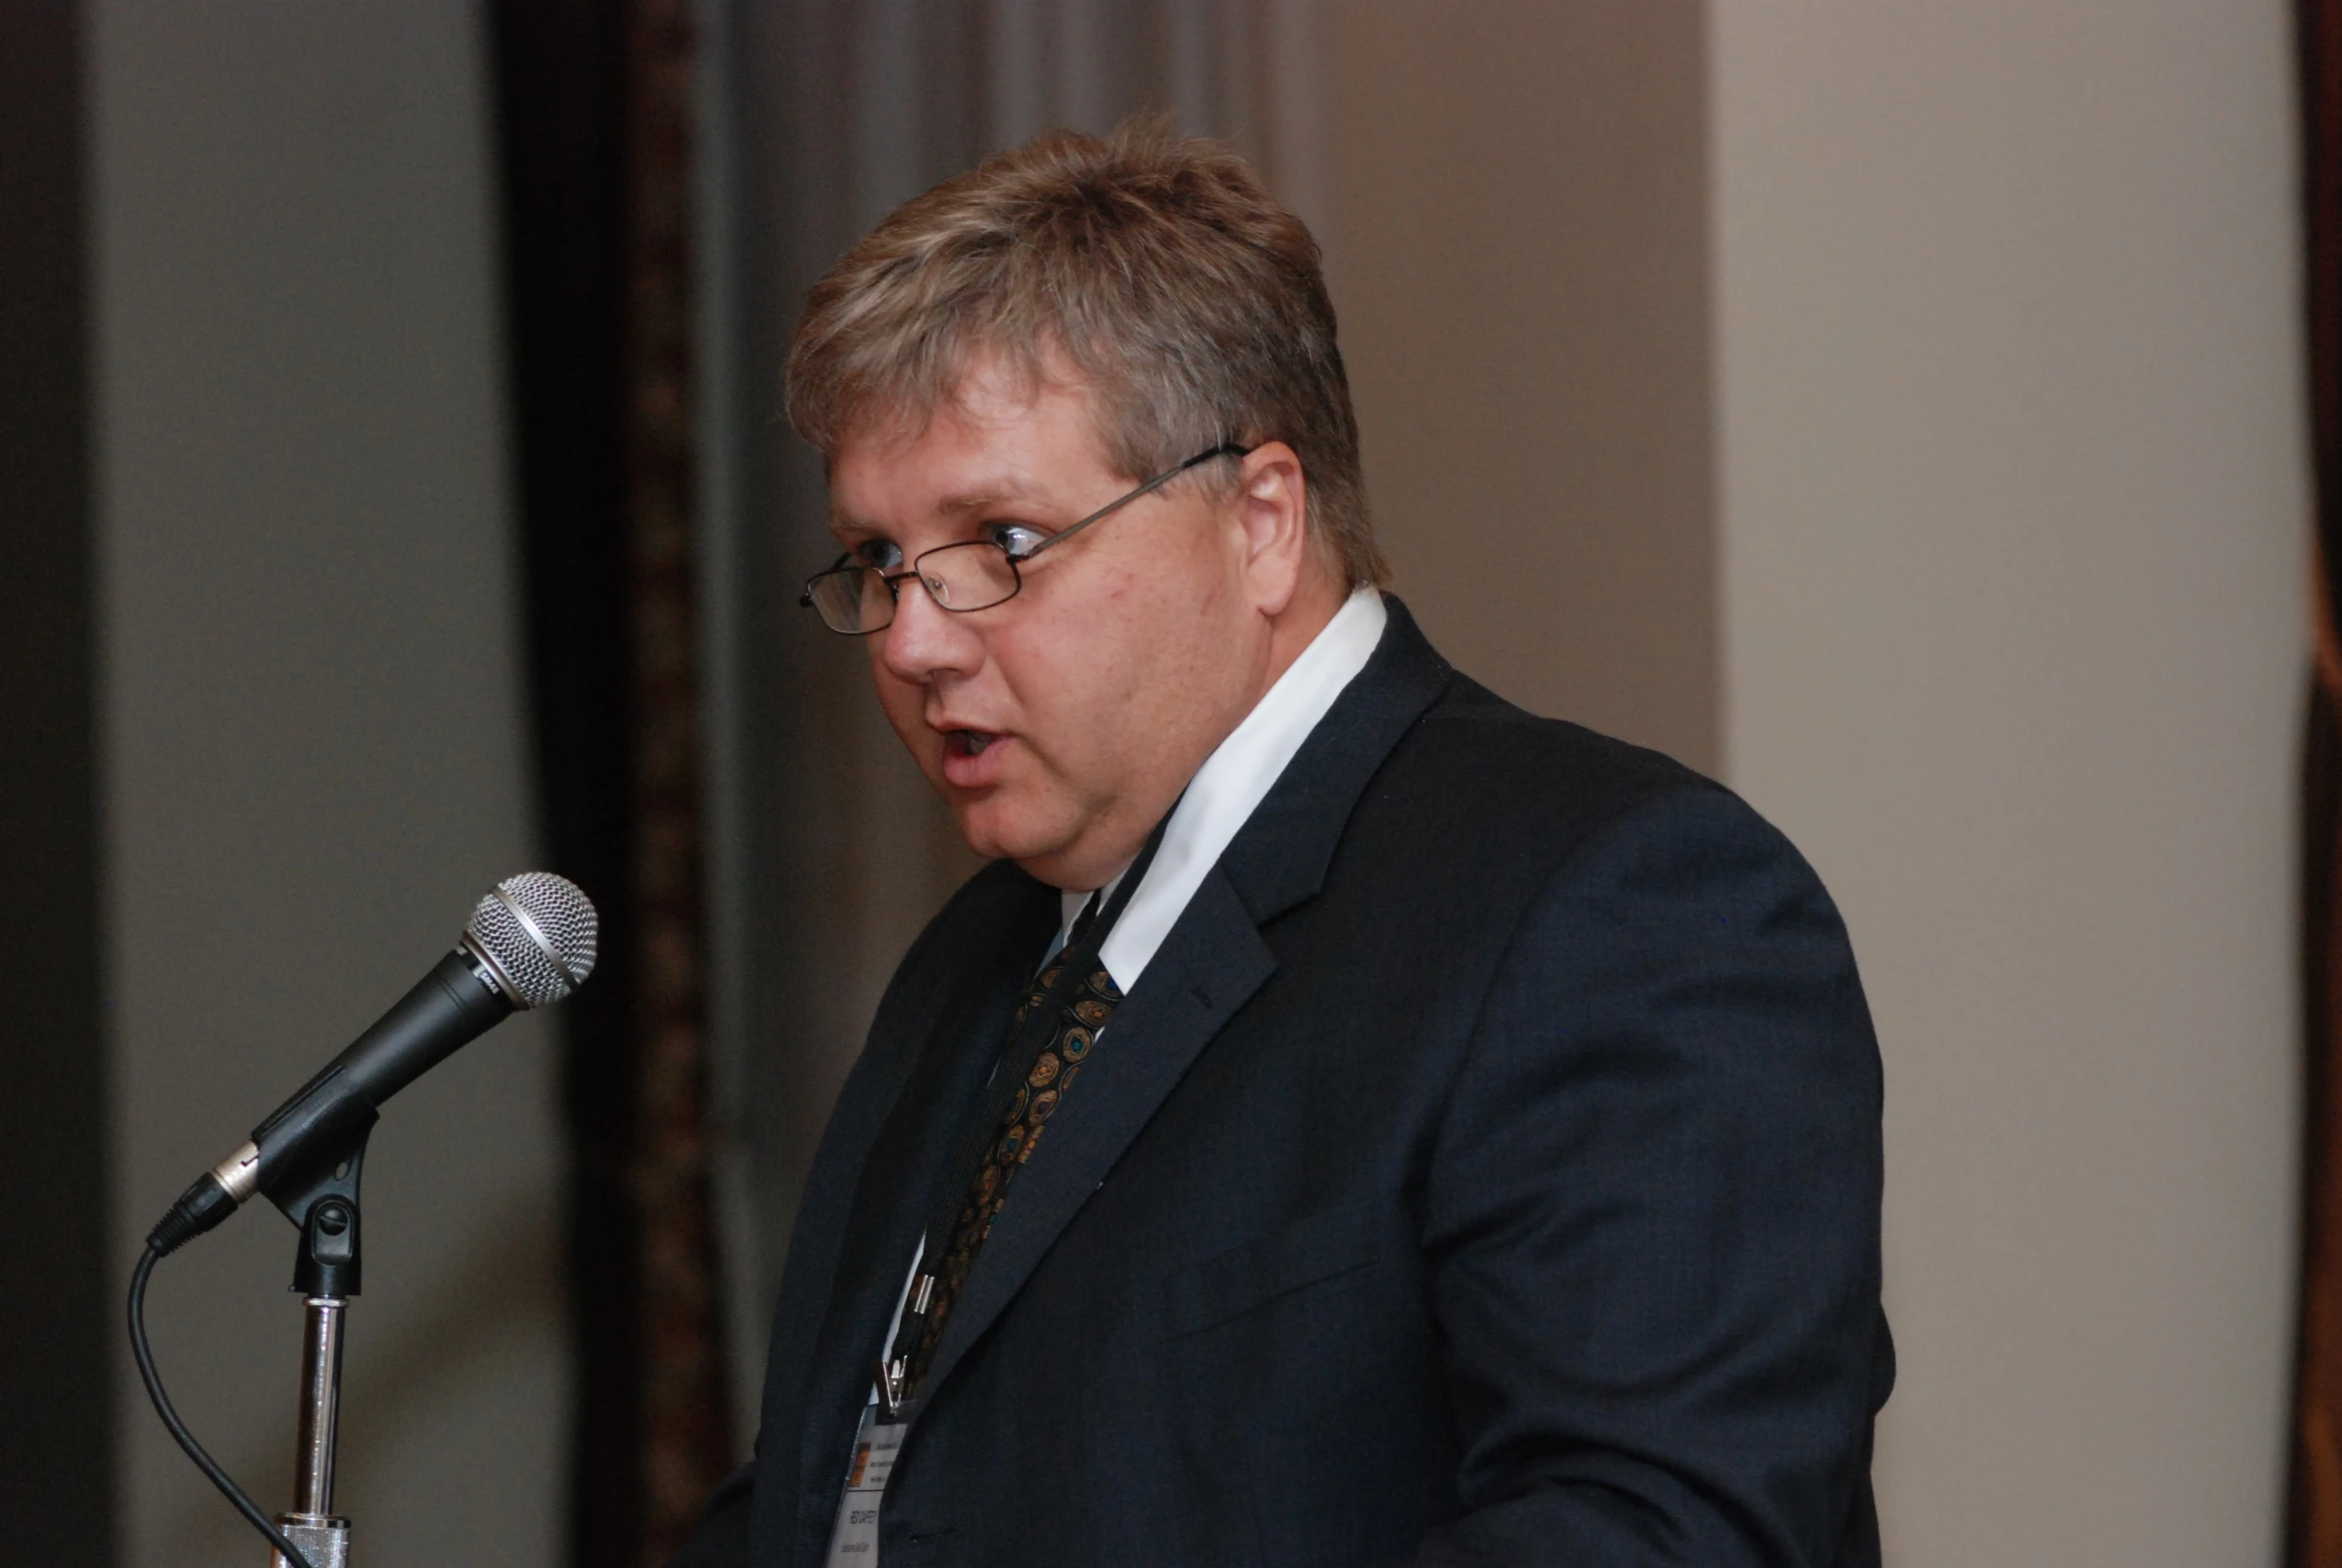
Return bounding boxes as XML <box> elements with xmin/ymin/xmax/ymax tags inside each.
<box><xmin>874</xmin><ymin>813</ymin><xmax>1171</xmax><ymax>1422</ymax></box>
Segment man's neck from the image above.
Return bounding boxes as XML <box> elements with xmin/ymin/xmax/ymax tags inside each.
<box><xmin>1258</xmin><ymin>564</ymin><xmax>1351</xmax><ymax>696</ymax></box>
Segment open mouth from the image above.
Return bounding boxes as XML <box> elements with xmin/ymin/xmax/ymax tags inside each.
<box><xmin>947</xmin><ymin>729</ymin><xmax>998</xmax><ymax>757</ymax></box>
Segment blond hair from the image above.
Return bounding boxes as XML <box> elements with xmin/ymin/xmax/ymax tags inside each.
<box><xmin>786</xmin><ymin>120</ymin><xmax>1388</xmax><ymax>589</ymax></box>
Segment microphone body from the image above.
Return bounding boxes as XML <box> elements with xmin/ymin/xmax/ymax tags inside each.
<box><xmin>148</xmin><ymin>873</ymin><xmax>596</xmax><ymax>1253</ymax></box>
<box><xmin>238</xmin><ymin>946</ymin><xmax>512</xmax><ymax>1196</ymax></box>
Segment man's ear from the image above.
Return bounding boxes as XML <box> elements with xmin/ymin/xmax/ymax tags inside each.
<box><xmin>1233</xmin><ymin>441</ymin><xmax>1310</xmax><ymax>615</ymax></box>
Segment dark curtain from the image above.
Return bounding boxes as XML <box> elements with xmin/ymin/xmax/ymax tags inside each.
<box><xmin>2293</xmin><ymin>3</ymin><xmax>2342</xmax><ymax>1561</ymax></box>
<box><xmin>488</xmin><ymin>4</ymin><xmax>734</xmax><ymax>1564</ymax></box>
<box><xmin>0</xmin><ymin>3</ymin><xmax>112</xmax><ymax>1563</ymax></box>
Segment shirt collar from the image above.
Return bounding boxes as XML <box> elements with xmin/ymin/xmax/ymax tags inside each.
<box><xmin>1057</xmin><ymin>587</ymin><xmax>1388</xmax><ymax>990</ymax></box>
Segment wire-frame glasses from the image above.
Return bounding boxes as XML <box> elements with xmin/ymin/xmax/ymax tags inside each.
<box><xmin>799</xmin><ymin>442</ymin><xmax>1250</xmax><ymax>635</ymax></box>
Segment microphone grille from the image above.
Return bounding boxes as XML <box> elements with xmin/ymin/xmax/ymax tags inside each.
<box><xmin>465</xmin><ymin>872</ymin><xmax>599</xmax><ymax>1008</ymax></box>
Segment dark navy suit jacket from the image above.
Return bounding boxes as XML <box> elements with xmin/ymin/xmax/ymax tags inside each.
<box><xmin>676</xmin><ymin>600</ymin><xmax>1892</xmax><ymax>1566</ymax></box>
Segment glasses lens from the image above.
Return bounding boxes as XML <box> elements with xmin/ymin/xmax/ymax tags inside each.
<box><xmin>919</xmin><ymin>542</ymin><xmax>1020</xmax><ymax>612</ymax></box>
<box><xmin>809</xmin><ymin>567</ymin><xmax>890</xmax><ymax>633</ymax></box>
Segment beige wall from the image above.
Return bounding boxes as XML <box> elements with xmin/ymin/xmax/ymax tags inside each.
<box><xmin>1713</xmin><ymin>4</ymin><xmax>2306</xmax><ymax>1562</ymax></box>
<box><xmin>1324</xmin><ymin>0</ymin><xmax>1718</xmax><ymax>774</ymax></box>
<box><xmin>93</xmin><ymin>3</ymin><xmax>568</xmax><ymax>1564</ymax></box>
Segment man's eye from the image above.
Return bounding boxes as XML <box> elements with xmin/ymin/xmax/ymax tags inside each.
<box><xmin>854</xmin><ymin>539</ymin><xmax>903</xmax><ymax>570</ymax></box>
<box><xmin>985</xmin><ymin>522</ymin><xmax>1047</xmax><ymax>558</ymax></box>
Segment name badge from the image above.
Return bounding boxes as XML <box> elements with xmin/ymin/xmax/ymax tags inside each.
<box><xmin>824</xmin><ymin>1402</ymin><xmax>904</xmax><ymax>1563</ymax></box>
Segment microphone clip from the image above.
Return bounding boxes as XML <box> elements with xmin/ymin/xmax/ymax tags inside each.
<box><xmin>287</xmin><ymin>1137</ymin><xmax>369</xmax><ymax>1299</ymax></box>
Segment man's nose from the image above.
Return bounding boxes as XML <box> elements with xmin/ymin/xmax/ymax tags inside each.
<box><xmin>876</xmin><ymin>570</ymin><xmax>983</xmax><ymax>682</ymax></box>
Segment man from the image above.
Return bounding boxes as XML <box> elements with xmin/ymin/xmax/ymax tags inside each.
<box><xmin>677</xmin><ymin>124</ymin><xmax>1890</xmax><ymax>1567</ymax></box>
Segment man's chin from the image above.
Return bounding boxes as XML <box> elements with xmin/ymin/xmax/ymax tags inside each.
<box><xmin>946</xmin><ymin>797</ymin><xmax>1071</xmax><ymax>871</ymax></box>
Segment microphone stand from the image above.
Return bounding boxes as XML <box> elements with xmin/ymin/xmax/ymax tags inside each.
<box><xmin>131</xmin><ymin>877</ymin><xmax>595</xmax><ymax>1568</ymax></box>
<box><xmin>271</xmin><ymin>1143</ymin><xmax>368</xmax><ymax>1567</ymax></box>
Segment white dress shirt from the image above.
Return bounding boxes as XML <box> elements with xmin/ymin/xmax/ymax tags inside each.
<box><xmin>1063</xmin><ymin>585</ymin><xmax>1387</xmax><ymax>991</ymax></box>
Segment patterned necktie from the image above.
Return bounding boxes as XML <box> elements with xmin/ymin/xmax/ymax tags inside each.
<box><xmin>906</xmin><ymin>897</ymin><xmax>1122</xmax><ymax>1391</ymax></box>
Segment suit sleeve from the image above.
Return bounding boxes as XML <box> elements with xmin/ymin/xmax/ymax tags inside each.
<box><xmin>1407</xmin><ymin>785</ymin><xmax>1891</xmax><ymax>1566</ymax></box>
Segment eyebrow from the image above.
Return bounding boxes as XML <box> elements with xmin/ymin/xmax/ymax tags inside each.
<box><xmin>829</xmin><ymin>474</ymin><xmax>1057</xmax><ymax>537</ymax></box>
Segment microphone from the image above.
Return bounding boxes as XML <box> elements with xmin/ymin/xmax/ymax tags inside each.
<box><xmin>145</xmin><ymin>872</ymin><xmax>599</xmax><ymax>1253</ymax></box>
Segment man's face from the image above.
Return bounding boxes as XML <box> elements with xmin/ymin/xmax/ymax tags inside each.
<box><xmin>827</xmin><ymin>358</ymin><xmax>1279</xmax><ymax>891</ymax></box>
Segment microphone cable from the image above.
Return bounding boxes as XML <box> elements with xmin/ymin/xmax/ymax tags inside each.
<box><xmin>129</xmin><ymin>1230</ymin><xmax>318</xmax><ymax>1568</ymax></box>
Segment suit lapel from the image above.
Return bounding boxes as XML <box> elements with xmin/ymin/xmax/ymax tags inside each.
<box><xmin>908</xmin><ymin>598</ymin><xmax>1454</xmax><ymax>1411</ymax></box>
<box><xmin>911</xmin><ymin>867</ymin><xmax>1276</xmax><ymax>1402</ymax></box>
<box><xmin>789</xmin><ymin>873</ymin><xmax>1057</xmax><ymax>1532</ymax></box>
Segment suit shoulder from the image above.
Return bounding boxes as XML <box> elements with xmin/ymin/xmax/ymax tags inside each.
<box><xmin>1381</xmin><ymin>674</ymin><xmax>1727</xmax><ymax>848</ymax></box>
<box><xmin>1389</xmin><ymin>678</ymin><xmax>1848</xmax><ymax>941</ymax></box>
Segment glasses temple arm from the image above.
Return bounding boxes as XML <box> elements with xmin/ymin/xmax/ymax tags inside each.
<box><xmin>1014</xmin><ymin>442</ymin><xmax>1250</xmax><ymax>563</ymax></box>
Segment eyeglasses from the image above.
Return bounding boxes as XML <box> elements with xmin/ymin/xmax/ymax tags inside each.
<box><xmin>799</xmin><ymin>442</ymin><xmax>1251</xmax><ymax>636</ymax></box>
